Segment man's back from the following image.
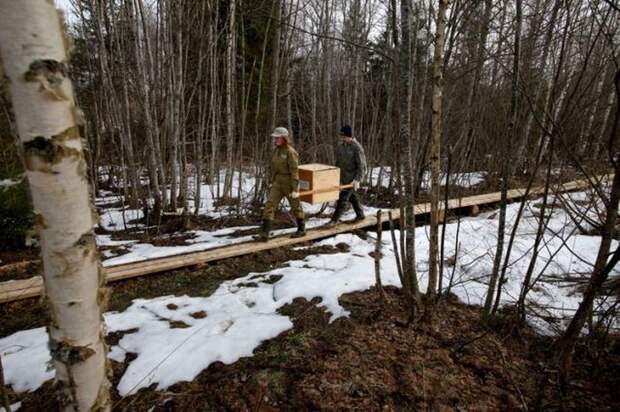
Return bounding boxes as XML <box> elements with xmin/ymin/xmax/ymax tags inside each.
<box><xmin>336</xmin><ymin>141</ymin><xmax>363</xmax><ymax>184</ymax></box>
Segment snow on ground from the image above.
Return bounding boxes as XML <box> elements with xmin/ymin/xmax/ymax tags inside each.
<box><xmin>94</xmin><ymin>168</ymin><xmax>381</xmax><ymax>266</ymax></box>
<box><xmin>97</xmin><ymin>235</ymin><xmax>137</xmax><ymax>248</ymax></box>
<box><xmin>368</xmin><ymin>167</ymin><xmax>486</xmax><ymax>190</ymax></box>
<box><xmin>1</xmin><ymin>233</ymin><xmax>399</xmax><ymax>396</ymax></box>
<box><xmin>98</xmin><ymin>207</ymin><xmax>144</xmax><ymax>232</ymax></box>
<box><xmin>0</xmin><ymin>328</ymin><xmax>52</xmax><ymax>392</ymax></box>
<box><xmin>105</xmin><ymin>234</ymin><xmax>398</xmax><ymax>396</ymax></box>
<box><xmin>97</xmin><ymin>207</ymin><xmax>380</xmax><ymax>267</ymax></box>
<box><xmin>2</xmin><ymin>188</ymin><xmax>618</xmax><ymax>397</ymax></box>
<box><xmin>0</xmin><ymin>402</ymin><xmax>22</xmax><ymax>412</ymax></box>
<box><xmin>0</xmin><ymin>176</ymin><xmax>24</xmax><ymax>190</ymax></box>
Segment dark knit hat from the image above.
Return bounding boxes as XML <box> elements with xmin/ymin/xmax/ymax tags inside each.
<box><xmin>339</xmin><ymin>125</ymin><xmax>352</xmax><ymax>137</ymax></box>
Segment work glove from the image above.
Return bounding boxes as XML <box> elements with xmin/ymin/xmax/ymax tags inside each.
<box><xmin>291</xmin><ymin>191</ymin><xmax>300</xmax><ymax>199</ymax></box>
<box><xmin>352</xmin><ymin>180</ymin><xmax>360</xmax><ymax>190</ymax></box>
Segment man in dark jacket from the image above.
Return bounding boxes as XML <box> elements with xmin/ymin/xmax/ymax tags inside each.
<box><xmin>329</xmin><ymin>125</ymin><xmax>366</xmax><ymax>224</ymax></box>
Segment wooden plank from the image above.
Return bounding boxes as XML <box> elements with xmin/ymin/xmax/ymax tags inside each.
<box><xmin>104</xmin><ymin>213</ymin><xmax>384</xmax><ymax>281</ymax></box>
<box><xmin>0</xmin><ymin>260</ymin><xmax>38</xmax><ymax>273</ymax></box>
<box><xmin>0</xmin><ymin>286</ymin><xmax>42</xmax><ymax>302</ymax></box>
<box><xmin>0</xmin><ymin>176</ymin><xmax>610</xmax><ymax>304</ymax></box>
<box><xmin>299</xmin><ymin>184</ymin><xmax>353</xmax><ymax>198</ymax></box>
<box><xmin>0</xmin><ymin>277</ymin><xmax>43</xmax><ymax>303</ymax></box>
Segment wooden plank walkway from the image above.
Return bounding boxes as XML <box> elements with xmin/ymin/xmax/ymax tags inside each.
<box><xmin>0</xmin><ymin>176</ymin><xmax>609</xmax><ymax>304</ymax></box>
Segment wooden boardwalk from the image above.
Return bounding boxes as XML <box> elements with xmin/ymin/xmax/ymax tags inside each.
<box><xmin>0</xmin><ymin>176</ymin><xmax>608</xmax><ymax>304</ymax></box>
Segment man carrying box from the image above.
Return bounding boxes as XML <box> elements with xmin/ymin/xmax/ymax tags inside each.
<box><xmin>328</xmin><ymin>125</ymin><xmax>366</xmax><ymax>225</ymax></box>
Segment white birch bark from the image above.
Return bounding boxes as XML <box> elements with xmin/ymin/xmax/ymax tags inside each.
<box><xmin>594</xmin><ymin>75</ymin><xmax>617</xmax><ymax>158</ymax></box>
<box><xmin>428</xmin><ymin>0</ymin><xmax>449</xmax><ymax>300</ymax></box>
<box><xmin>0</xmin><ymin>1</ymin><xmax>110</xmax><ymax>410</ymax></box>
<box><xmin>224</xmin><ymin>0</ymin><xmax>237</xmax><ymax>198</ymax></box>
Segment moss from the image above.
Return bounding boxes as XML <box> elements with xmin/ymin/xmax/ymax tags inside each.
<box><xmin>253</xmin><ymin>369</ymin><xmax>287</xmax><ymax>397</ymax></box>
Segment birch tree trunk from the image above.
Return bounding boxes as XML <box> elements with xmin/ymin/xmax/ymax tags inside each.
<box><xmin>224</xmin><ymin>0</ymin><xmax>237</xmax><ymax>198</ymax></box>
<box><xmin>594</xmin><ymin>75</ymin><xmax>617</xmax><ymax>159</ymax></box>
<box><xmin>578</xmin><ymin>62</ymin><xmax>610</xmax><ymax>157</ymax></box>
<box><xmin>399</xmin><ymin>0</ymin><xmax>422</xmax><ymax>310</ymax></box>
<box><xmin>428</xmin><ymin>0</ymin><xmax>449</xmax><ymax>301</ymax></box>
<box><xmin>0</xmin><ymin>1</ymin><xmax>110</xmax><ymax>410</ymax></box>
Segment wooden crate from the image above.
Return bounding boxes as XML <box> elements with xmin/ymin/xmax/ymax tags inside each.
<box><xmin>298</xmin><ymin>163</ymin><xmax>341</xmax><ymax>204</ymax></box>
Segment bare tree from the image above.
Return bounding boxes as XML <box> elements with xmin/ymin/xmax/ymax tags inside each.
<box><xmin>482</xmin><ymin>0</ymin><xmax>522</xmax><ymax>321</ymax></box>
<box><xmin>0</xmin><ymin>0</ymin><xmax>110</xmax><ymax>409</ymax></box>
<box><xmin>223</xmin><ymin>0</ymin><xmax>237</xmax><ymax>198</ymax></box>
<box><xmin>558</xmin><ymin>68</ymin><xmax>620</xmax><ymax>394</ymax></box>
<box><xmin>428</xmin><ymin>0</ymin><xmax>449</xmax><ymax>303</ymax></box>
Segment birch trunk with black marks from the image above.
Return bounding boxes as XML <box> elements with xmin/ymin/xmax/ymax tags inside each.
<box><xmin>0</xmin><ymin>0</ymin><xmax>110</xmax><ymax>410</ymax></box>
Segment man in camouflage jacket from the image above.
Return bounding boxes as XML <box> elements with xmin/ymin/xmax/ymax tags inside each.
<box><xmin>254</xmin><ymin>127</ymin><xmax>305</xmax><ymax>241</ymax></box>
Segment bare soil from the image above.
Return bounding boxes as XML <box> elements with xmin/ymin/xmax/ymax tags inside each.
<box><xmin>7</xmin><ymin>288</ymin><xmax>619</xmax><ymax>411</ymax></box>
<box><xmin>0</xmin><ymin>248</ymin><xmax>41</xmax><ymax>281</ymax></box>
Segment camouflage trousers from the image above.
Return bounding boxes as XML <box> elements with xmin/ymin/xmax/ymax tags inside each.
<box><xmin>262</xmin><ymin>179</ymin><xmax>304</xmax><ymax>220</ymax></box>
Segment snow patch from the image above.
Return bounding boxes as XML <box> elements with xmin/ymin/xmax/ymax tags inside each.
<box><xmin>0</xmin><ymin>402</ymin><xmax>22</xmax><ymax>412</ymax></box>
<box><xmin>0</xmin><ymin>328</ymin><xmax>52</xmax><ymax>393</ymax></box>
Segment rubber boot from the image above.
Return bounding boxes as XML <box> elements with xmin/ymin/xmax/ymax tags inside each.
<box><xmin>350</xmin><ymin>192</ymin><xmax>365</xmax><ymax>223</ymax></box>
<box><xmin>327</xmin><ymin>197</ymin><xmax>346</xmax><ymax>227</ymax></box>
<box><xmin>253</xmin><ymin>219</ymin><xmax>271</xmax><ymax>242</ymax></box>
<box><xmin>324</xmin><ymin>219</ymin><xmax>339</xmax><ymax>228</ymax></box>
<box><xmin>291</xmin><ymin>218</ymin><xmax>306</xmax><ymax>238</ymax></box>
